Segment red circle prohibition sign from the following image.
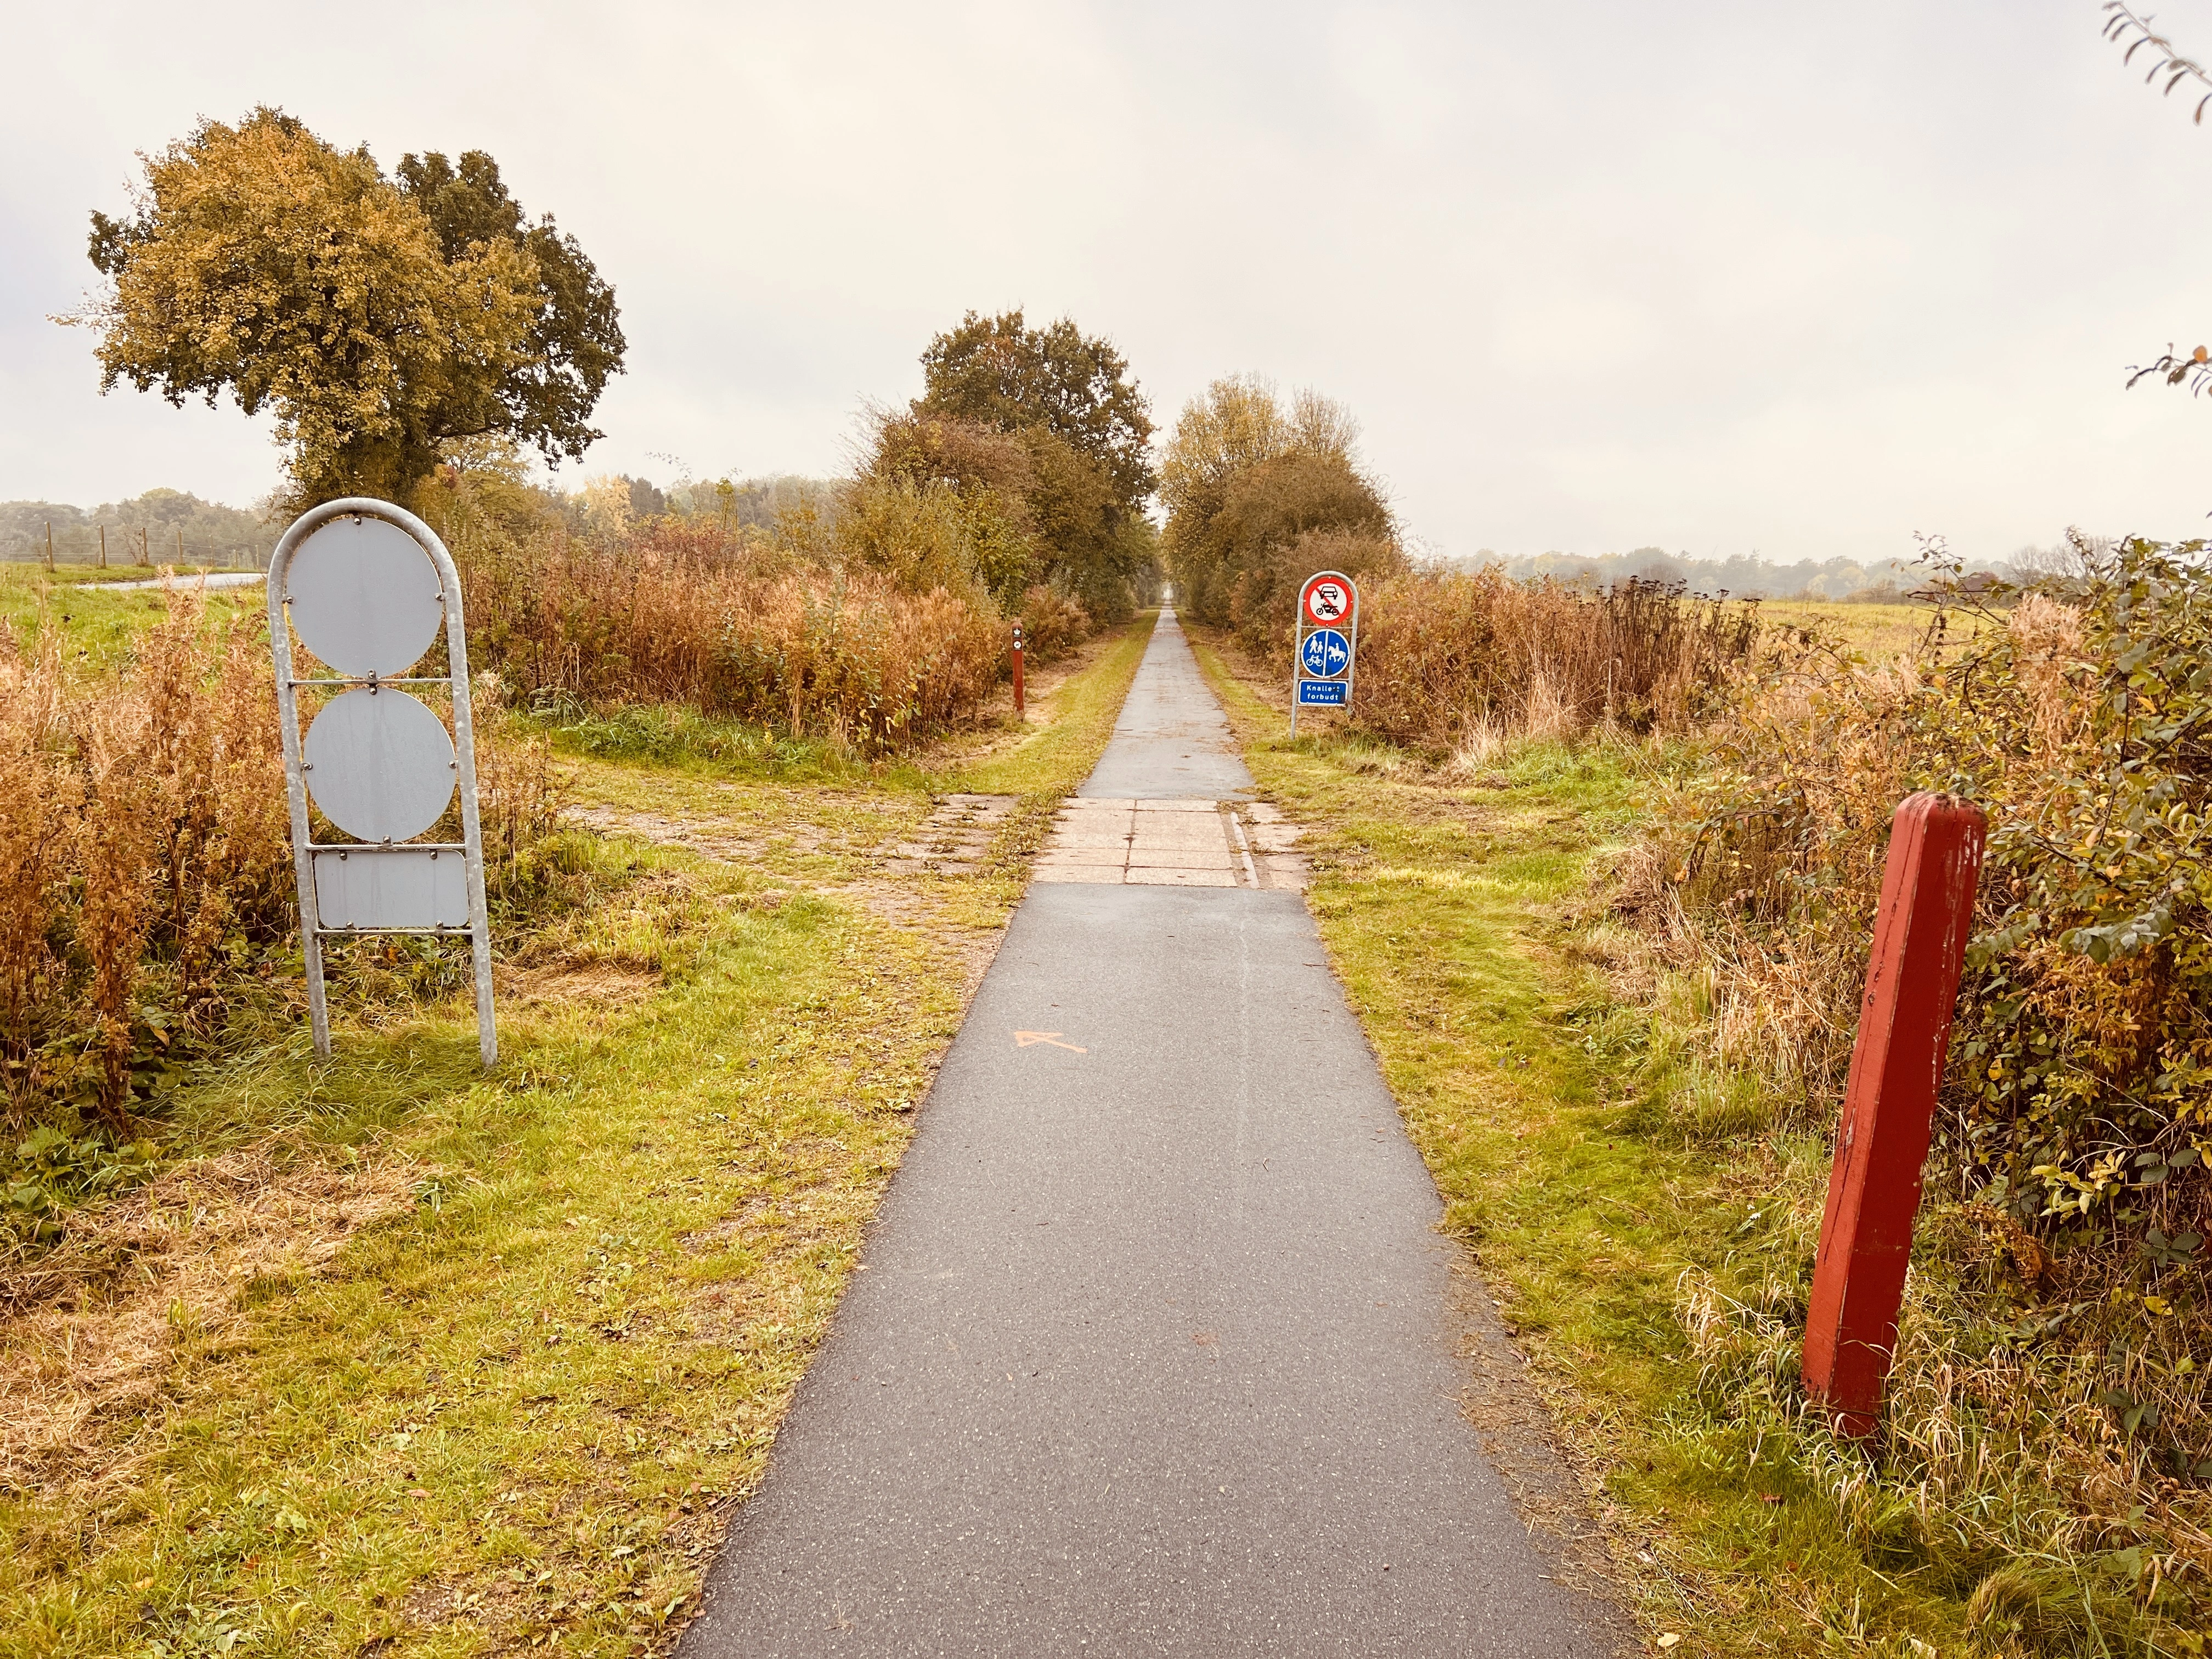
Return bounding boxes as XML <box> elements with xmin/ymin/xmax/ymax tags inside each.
<box><xmin>1300</xmin><ymin>572</ymin><xmax>1356</xmax><ymax>628</ymax></box>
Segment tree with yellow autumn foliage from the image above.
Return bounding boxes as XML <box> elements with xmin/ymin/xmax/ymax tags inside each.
<box><xmin>74</xmin><ymin>108</ymin><xmax>623</xmax><ymax>506</ymax></box>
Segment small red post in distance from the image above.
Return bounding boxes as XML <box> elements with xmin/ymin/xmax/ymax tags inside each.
<box><xmin>1801</xmin><ymin>792</ymin><xmax>1987</xmax><ymax>1438</ymax></box>
<box><xmin>1012</xmin><ymin>622</ymin><xmax>1025</xmax><ymax>719</ymax></box>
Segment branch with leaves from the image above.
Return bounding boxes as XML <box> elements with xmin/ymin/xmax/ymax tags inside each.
<box><xmin>2102</xmin><ymin>2</ymin><xmax>2212</xmax><ymax>122</ymax></box>
<box><xmin>2102</xmin><ymin>9</ymin><xmax>2212</xmax><ymax>397</ymax></box>
<box><xmin>2128</xmin><ymin>343</ymin><xmax>2212</xmax><ymax>397</ymax></box>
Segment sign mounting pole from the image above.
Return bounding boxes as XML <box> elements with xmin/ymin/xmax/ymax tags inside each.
<box><xmin>268</xmin><ymin>497</ymin><xmax>496</xmax><ymax>1067</ymax></box>
<box><xmin>1291</xmin><ymin>570</ymin><xmax>1359</xmax><ymax>737</ymax></box>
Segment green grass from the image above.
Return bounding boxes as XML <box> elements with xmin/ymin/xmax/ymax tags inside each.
<box><xmin>1</xmin><ymin>616</ymin><xmax>1154</xmax><ymax>1659</ymax></box>
<box><xmin>5</xmin><ymin>850</ymin><xmax>950</xmax><ymax>1658</ymax></box>
<box><xmin>1182</xmin><ymin>628</ymin><xmax>2111</xmax><ymax>1658</ymax></box>
<box><xmin>0</xmin><ymin>564</ymin><xmax>259</xmax><ymax>670</ymax></box>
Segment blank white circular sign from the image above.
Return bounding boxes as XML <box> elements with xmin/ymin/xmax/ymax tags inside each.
<box><xmin>287</xmin><ymin>515</ymin><xmax>444</xmax><ymax>677</ymax></box>
<box><xmin>304</xmin><ymin>689</ymin><xmax>456</xmax><ymax>842</ymax></box>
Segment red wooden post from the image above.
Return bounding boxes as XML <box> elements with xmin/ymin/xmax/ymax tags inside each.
<box><xmin>1011</xmin><ymin>622</ymin><xmax>1026</xmax><ymax>719</ymax></box>
<box><xmin>1802</xmin><ymin>792</ymin><xmax>1987</xmax><ymax>1437</ymax></box>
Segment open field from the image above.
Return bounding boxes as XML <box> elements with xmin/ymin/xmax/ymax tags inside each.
<box><xmin>0</xmin><ymin>566</ymin><xmax>261</xmax><ymax>671</ymax></box>
<box><xmin>0</xmin><ymin>617</ymin><xmax>1156</xmax><ymax>1658</ymax></box>
<box><xmin>1756</xmin><ymin>598</ymin><xmax>1967</xmax><ymax>658</ymax></box>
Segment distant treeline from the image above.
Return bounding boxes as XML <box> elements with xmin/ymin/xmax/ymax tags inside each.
<box><xmin>0</xmin><ymin>476</ymin><xmax>845</xmax><ymax>569</ymax></box>
<box><xmin>1</xmin><ymin>490</ymin><xmax>278</xmax><ymax>567</ymax></box>
<box><xmin>567</xmin><ymin>473</ymin><xmax>840</xmax><ymax>536</ymax></box>
<box><xmin>1479</xmin><ymin>546</ymin><xmax>2016</xmax><ymax>602</ymax></box>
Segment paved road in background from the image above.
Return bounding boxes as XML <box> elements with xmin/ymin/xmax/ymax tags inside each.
<box><xmin>682</xmin><ymin>611</ymin><xmax>1623</xmax><ymax>1656</ymax></box>
<box><xmin>81</xmin><ymin>570</ymin><xmax>266</xmax><ymax>591</ymax></box>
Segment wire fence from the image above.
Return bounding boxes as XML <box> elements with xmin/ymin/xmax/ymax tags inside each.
<box><xmin>1</xmin><ymin>522</ymin><xmax>274</xmax><ymax>571</ymax></box>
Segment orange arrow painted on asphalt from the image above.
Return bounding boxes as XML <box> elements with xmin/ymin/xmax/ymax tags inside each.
<box><xmin>1014</xmin><ymin>1031</ymin><xmax>1088</xmax><ymax>1053</ymax></box>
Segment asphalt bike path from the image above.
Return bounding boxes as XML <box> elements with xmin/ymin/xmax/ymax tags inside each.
<box><xmin>682</xmin><ymin>611</ymin><xmax>1623</xmax><ymax>1656</ymax></box>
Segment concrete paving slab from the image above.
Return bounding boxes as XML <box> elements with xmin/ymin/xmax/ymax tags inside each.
<box><xmin>1124</xmin><ymin>866</ymin><xmax>1239</xmax><ymax>887</ymax></box>
<box><xmin>1044</xmin><ymin>849</ymin><xmax>1132</xmax><ymax>876</ymax></box>
<box><xmin>1029</xmin><ymin>863</ymin><xmax>1124</xmax><ymax>884</ymax></box>
<box><xmin>1127</xmin><ymin>851</ymin><xmax>1235</xmax><ymax>872</ymax></box>
<box><xmin>1131</xmin><ymin>822</ymin><xmax>1233</xmax><ymax>846</ymax></box>
<box><xmin>1052</xmin><ymin>828</ymin><xmax>1136</xmax><ymax>850</ymax></box>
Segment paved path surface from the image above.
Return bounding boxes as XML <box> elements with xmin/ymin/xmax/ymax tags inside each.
<box><xmin>683</xmin><ymin>611</ymin><xmax>1623</xmax><ymax>1657</ymax></box>
<box><xmin>1032</xmin><ymin>797</ymin><xmax>1307</xmax><ymax>890</ymax></box>
<box><xmin>1079</xmin><ymin>608</ymin><xmax>1254</xmax><ymax>800</ymax></box>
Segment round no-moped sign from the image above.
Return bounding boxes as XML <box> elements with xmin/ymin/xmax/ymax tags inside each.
<box><xmin>1301</xmin><ymin>574</ymin><xmax>1354</xmax><ymax>628</ymax></box>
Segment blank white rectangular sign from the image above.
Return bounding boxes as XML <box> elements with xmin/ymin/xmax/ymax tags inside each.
<box><xmin>312</xmin><ymin>847</ymin><xmax>470</xmax><ymax>929</ymax></box>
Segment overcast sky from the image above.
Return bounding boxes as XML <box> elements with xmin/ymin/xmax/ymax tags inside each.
<box><xmin>5</xmin><ymin>1</ymin><xmax>2211</xmax><ymax>565</ymax></box>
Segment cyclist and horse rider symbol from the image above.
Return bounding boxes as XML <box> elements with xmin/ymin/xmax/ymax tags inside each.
<box><xmin>1299</xmin><ymin>628</ymin><xmax>1352</xmax><ymax>679</ymax></box>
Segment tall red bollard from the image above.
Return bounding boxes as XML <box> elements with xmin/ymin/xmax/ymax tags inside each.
<box><xmin>1801</xmin><ymin>793</ymin><xmax>1986</xmax><ymax>1438</ymax></box>
<box><xmin>1011</xmin><ymin>622</ymin><xmax>1026</xmax><ymax>719</ymax></box>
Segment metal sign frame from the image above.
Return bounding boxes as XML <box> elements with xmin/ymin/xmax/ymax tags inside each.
<box><xmin>1289</xmin><ymin>570</ymin><xmax>1360</xmax><ymax>737</ymax></box>
<box><xmin>268</xmin><ymin>498</ymin><xmax>496</xmax><ymax>1066</ymax></box>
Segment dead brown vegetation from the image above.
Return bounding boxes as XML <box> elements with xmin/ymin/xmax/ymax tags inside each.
<box><xmin>423</xmin><ymin>464</ymin><xmax>1096</xmax><ymax>754</ymax></box>
<box><xmin>1352</xmin><ymin>569</ymin><xmax>1760</xmax><ymax>758</ymax></box>
<box><xmin>0</xmin><ymin>583</ymin><xmax>563</xmax><ymax>1149</ymax></box>
<box><xmin>0</xmin><ymin>590</ymin><xmax>290</xmax><ymax>1130</ymax></box>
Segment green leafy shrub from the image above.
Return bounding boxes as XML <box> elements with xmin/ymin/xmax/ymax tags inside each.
<box><xmin>1667</xmin><ymin>540</ymin><xmax>2212</xmax><ymax>1231</ymax></box>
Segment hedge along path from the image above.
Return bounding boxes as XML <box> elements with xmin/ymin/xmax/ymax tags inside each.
<box><xmin>0</xmin><ymin>617</ymin><xmax>1157</xmax><ymax>1659</ymax></box>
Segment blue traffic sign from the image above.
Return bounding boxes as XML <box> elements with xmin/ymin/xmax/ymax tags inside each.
<box><xmin>1299</xmin><ymin>628</ymin><xmax>1351</xmax><ymax>678</ymax></box>
<box><xmin>1297</xmin><ymin>679</ymin><xmax>1348</xmax><ymax>706</ymax></box>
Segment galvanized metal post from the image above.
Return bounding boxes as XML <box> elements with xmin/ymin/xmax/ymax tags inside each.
<box><xmin>268</xmin><ymin>498</ymin><xmax>496</xmax><ymax>1067</ymax></box>
<box><xmin>267</xmin><ymin>525</ymin><xmax>331</xmax><ymax>1057</ymax></box>
<box><xmin>438</xmin><ymin>528</ymin><xmax>499</xmax><ymax>1069</ymax></box>
<box><xmin>1345</xmin><ymin>590</ymin><xmax>1360</xmax><ymax>713</ymax></box>
<box><xmin>1801</xmin><ymin>792</ymin><xmax>1986</xmax><ymax>1437</ymax></box>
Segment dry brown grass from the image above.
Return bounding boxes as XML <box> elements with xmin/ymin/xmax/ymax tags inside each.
<box><xmin>1351</xmin><ymin>568</ymin><xmax>1758</xmax><ymax>757</ymax></box>
<box><xmin>0</xmin><ymin>1145</ymin><xmax>423</xmax><ymax>1496</ymax></box>
<box><xmin>455</xmin><ymin>527</ymin><xmax>1007</xmax><ymax>753</ymax></box>
<box><xmin>0</xmin><ymin>583</ymin><xmax>563</xmax><ymax>1142</ymax></box>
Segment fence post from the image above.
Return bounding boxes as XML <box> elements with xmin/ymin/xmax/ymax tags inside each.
<box><xmin>98</xmin><ymin>524</ymin><xmax>107</xmax><ymax>568</ymax></box>
<box><xmin>1011</xmin><ymin>621</ymin><xmax>1026</xmax><ymax>718</ymax></box>
<box><xmin>44</xmin><ymin>522</ymin><xmax>54</xmax><ymax>572</ymax></box>
<box><xmin>1802</xmin><ymin>792</ymin><xmax>1987</xmax><ymax>1438</ymax></box>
